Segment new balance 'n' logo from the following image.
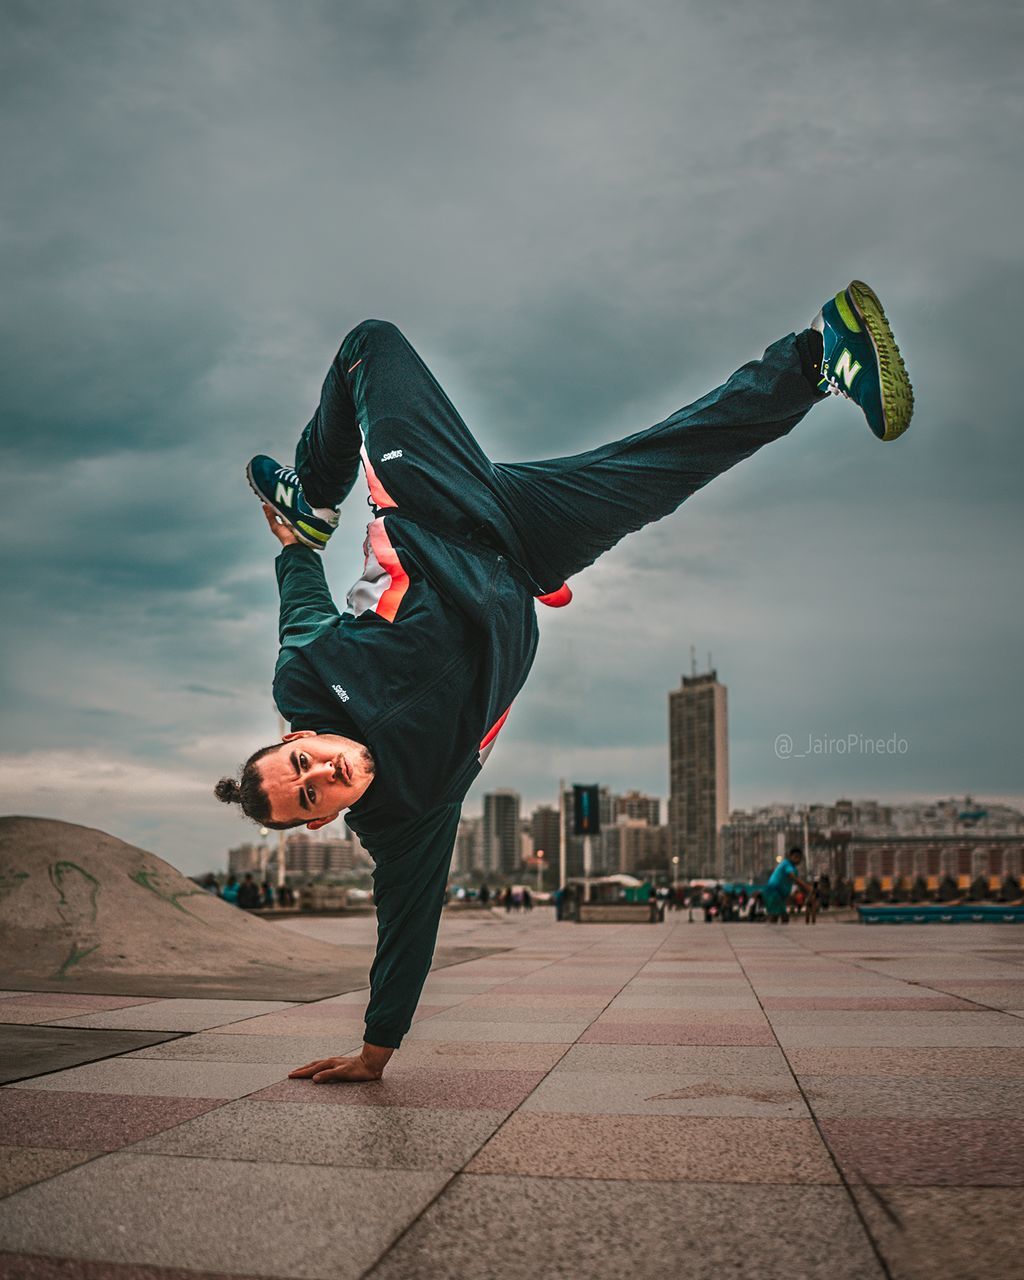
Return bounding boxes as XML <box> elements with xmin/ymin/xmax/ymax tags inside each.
<box><xmin>834</xmin><ymin>348</ymin><xmax>862</xmax><ymax>389</ymax></box>
<box><xmin>275</xmin><ymin>482</ymin><xmax>294</xmax><ymax>506</ymax></box>
<box><xmin>380</xmin><ymin>449</ymin><xmax>403</xmax><ymax>462</ymax></box>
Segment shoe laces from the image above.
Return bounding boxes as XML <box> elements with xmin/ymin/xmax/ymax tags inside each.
<box><xmin>823</xmin><ymin>373</ymin><xmax>852</xmax><ymax>401</ymax></box>
<box><xmin>274</xmin><ymin>466</ymin><xmax>301</xmax><ymax>485</ymax></box>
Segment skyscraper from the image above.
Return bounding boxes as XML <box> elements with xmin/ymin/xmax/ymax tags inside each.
<box><xmin>530</xmin><ymin>805</ymin><xmax>561</xmax><ymax>862</ymax></box>
<box><xmin>668</xmin><ymin>668</ymin><xmax>729</xmax><ymax>877</ymax></box>
<box><xmin>482</xmin><ymin>789</ymin><xmax>521</xmax><ymax>878</ymax></box>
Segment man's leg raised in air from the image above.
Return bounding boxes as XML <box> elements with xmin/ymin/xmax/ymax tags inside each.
<box><xmin>492</xmin><ymin>280</ymin><xmax>913</xmax><ymax>593</ymax></box>
<box><xmin>245</xmin><ymin>319</ymin><xmax>526</xmax><ymax>557</ymax></box>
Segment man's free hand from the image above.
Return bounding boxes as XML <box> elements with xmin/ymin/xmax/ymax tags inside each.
<box><xmin>261</xmin><ymin>502</ymin><xmax>301</xmax><ymax>547</ymax></box>
<box><xmin>288</xmin><ymin>1043</ymin><xmax>394</xmax><ymax>1083</ymax></box>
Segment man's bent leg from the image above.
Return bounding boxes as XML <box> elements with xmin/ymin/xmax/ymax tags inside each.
<box><xmin>294</xmin><ymin>320</ymin><xmax>503</xmax><ymax>540</ymax></box>
<box><xmin>492</xmin><ymin>331</ymin><xmax>822</xmax><ymax>592</ymax></box>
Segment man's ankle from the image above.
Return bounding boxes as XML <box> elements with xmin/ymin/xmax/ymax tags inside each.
<box><xmin>796</xmin><ymin>328</ymin><xmax>826</xmax><ymax>394</ymax></box>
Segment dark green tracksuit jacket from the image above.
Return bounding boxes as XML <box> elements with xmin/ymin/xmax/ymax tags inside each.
<box><xmin>273</xmin><ymin>518</ymin><xmax>538</xmax><ymax>1049</ymax></box>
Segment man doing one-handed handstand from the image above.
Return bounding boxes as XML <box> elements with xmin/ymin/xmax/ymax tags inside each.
<box><xmin>216</xmin><ymin>282</ymin><xmax>913</xmax><ymax>1083</ymax></box>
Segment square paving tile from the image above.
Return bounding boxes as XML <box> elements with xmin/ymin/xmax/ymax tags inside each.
<box><xmin>386</xmin><ymin>1042</ymin><xmax>569</xmax><ymax>1073</ymax></box>
<box><xmin>851</xmin><ymin>1186</ymin><xmax>1022</xmax><ymax>1280</ymax></box>
<box><xmin>125</xmin><ymin>1033</ymin><xmax>362</xmax><ymax>1065</ymax></box>
<box><xmin>520</xmin><ymin>1069</ymin><xmax>807</xmax><ymax>1117</ymax></box>
<box><xmin>466</xmin><ymin>1113</ymin><xmax>837</xmax><ymax>1183</ymax></box>
<box><xmin>0</xmin><ymin>1146</ymin><xmax>97</xmax><ymax>1198</ymax></box>
<box><xmin>455</xmin><ymin>994</ymin><xmax>608</xmax><ymax>1011</ymax></box>
<box><xmin>607</xmin><ymin>993</ymin><xmax>763</xmax><ymax>1011</ymax></box>
<box><xmin>413</xmin><ymin>1005</ymin><xmax>593</xmax><ymax>1025</ymax></box>
<box><xmin>133</xmin><ymin>1099</ymin><xmax>504</xmax><ymax>1171</ymax></box>
<box><xmin>213</xmin><ymin>1015</ymin><xmax>367</xmax><ymax>1037</ymax></box>
<box><xmin>8</xmin><ymin>1059</ymin><xmax>291</xmax><ymax>1099</ymax></box>
<box><xmin>761</xmin><ymin>996</ymin><xmax>976</xmax><ymax>1011</ymax></box>
<box><xmin>766</xmin><ymin>1010</ymin><xmax>1012</xmax><ymax>1027</ymax></box>
<box><xmin>580</xmin><ymin>1021</ymin><xmax>776</xmax><ymax>1046</ymax></box>
<box><xmin>0</xmin><ymin>1092</ymin><xmax>225</xmax><ymax>1151</ymax></box>
<box><xmin>775</xmin><ymin>1023</ymin><xmax>1024</xmax><ymax>1048</ymax></box>
<box><xmin>0</xmin><ymin>1006</ymin><xmax>117</xmax><ymax>1026</ymax></box>
<box><xmin>0</xmin><ymin>1027</ymin><xmax>183</xmax><ymax>1085</ymax></box>
<box><xmin>0</xmin><ymin>995</ymin><xmax>160</xmax><ymax>1012</ymax></box>
<box><xmin>801</xmin><ymin>1074</ymin><xmax>1020</xmax><ymax>1119</ymax></box>
<box><xmin>0</xmin><ymin>1152</ymin><xmax>447</xmax><ymax>1279</ymax></box>
<box><xmin>820</xmin><ymin>1118</ymin><xmax>1024</xmax><ymax>1185</ymax></box>
<box><xmin>553</xmin><ymin>1043</ymin><xmax>792</xmax><ymax>1075</ymax></box>
<box><xmin>367</xmin><ymin>1175</ymin><xmax>882</xmax><ymax>1279</ymax></box>
<box><xmin>787</xmin><ymin>1046</ymin><xmax>1024</xmax><ymax>1078</ymax></box>
<box><xmin>250</xmin><ymin>1068</ymin><xmax>546</xmax><ymax>1111</ymax></box>
<box><xmin>48</xmin><ymin>1001</ymin><xmax>297</xmax><ymax>1034</ymax></box>
<box><xmin>597</xmin><ymin>1006</ymin><xmax>768</xmax><ymax>1024</ymax></box>
<box><xmin>402</xmin><ymin>1019</ymin><xmax>587</xmax><ymax>1043</ymax></box>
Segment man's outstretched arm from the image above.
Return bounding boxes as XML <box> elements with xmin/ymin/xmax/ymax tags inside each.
<box><xmin>288</xmin><ymin>806</ymin><xmax>460</xmax><ymax>1083</ymax></box>
<box><xmin>263</xmin><ymin>505</ymin><xmax>341</xmax><ymax>655</ymax></box>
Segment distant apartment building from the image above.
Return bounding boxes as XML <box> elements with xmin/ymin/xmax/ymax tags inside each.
<box><xmin>616</xmin><ymin>790</ymin><xmax>661</xmax><ymax>827</ymax></box>
<box><xmin>453</xmin><ymin>815</ymin><xmax>482</xmax><ymax>877</ymax></box>
<box><xmin>284</xmin><ymin>831</ymin><xmax>359</xmax><ymax>880</ymax></box>
<box><xmin>530</xmin><ymin>805</ymin><xmax>561</xmax><ymax>862</ymax></box>
<box><xmin>482</xmin><ymin>789</ymin><xmax>521</xmax><ymax>877</ymax></box>
<box><xmin>722</xmin><ymin>797</ymin><xmax>1024</xmax><ymax>888</ymax></box>
<box><xmin>668</xmin><ymin>669</ymin><xmax>729</xmax><ymax>877</ymax></box>
<box><xmin>604</xmin><ymin>817</ymin><xmax>671</xmax><ymax>877</ymax></box>
<box><xmin>227</xmin><ymin>843</ymin><xmax>261</xmax><ymax>878</ymax></box>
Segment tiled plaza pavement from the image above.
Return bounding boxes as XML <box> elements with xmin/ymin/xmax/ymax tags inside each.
<box><xmin>1</xmin><ymin>913</ymin><xmax>1023</xmax><ymax>1279</ymax></box>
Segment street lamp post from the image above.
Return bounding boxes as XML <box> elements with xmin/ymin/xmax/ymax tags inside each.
<box><xmin>536</xmin><ymin>849</ymin><xmax>544</xmax><ymax>894</ymax></box>
<box><xmin>672</xmin><ymin>854</ymin><xmax>680</xmax><ymax>902</ymax></box>
<box><xmin>259</xmin><ymin>827</ymin><xmax>270</xmax><ymax>881</ymax></box>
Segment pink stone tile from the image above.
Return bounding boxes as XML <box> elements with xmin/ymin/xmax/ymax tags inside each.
<box><xmin>763</xmin><ymin>996</ymin><xmax>977</xmax><ymax>1011</ymax></box>
<box><xmin>581</xmin><ymin>1022</ymin><xmax>776</xmax><ymax>1046</ymax></box>
<box><xmin>498</xmin><ymin>984</ymin><xmax>625</xmax><ymax>996</ymax></box>
<box><xmin>0</xmin><ymin>995</ymin><xmax>159</xmax><ymax>1011</ymax></box>
<box><xmin>0</xmin><ymin>1092</ymin><xmax>225</xmax><ymax>1151</ymax></box>
<box><xmin>788</xmin><ymin>1047</ymin><xmax>1024</xmax><ymax>1080</ymax></box>
<box><xmin>249</xmin><ymin>1068</ymin><xmax>545</xmax><ymax>1111</ymax></box>
<box><xmin>466</xmin><ymin>1114</ymin><xmax>836</xmax><ymax>1184</ymax></box>
<box><xmin>0</xmin><ymin>1256</ymin><xmax>261</xmax><ymax>1279</ymax></box>
<box><xmin>599</xmin><ymin>1008</ymin><xmax>766</xmax><ymax>1025</ymax></box>
<box><xmin>821</xmin><ymin>1119</ymin><xmax>1024</xmax><ymax>1186</ymax></box>
<box><xmin>263</xmin><ymin>1003</ymin><xmax>366</xmax><ymax>1019</ymax></box>
<box><xmin>457</xmin><ymin>994</ymin><xmax>609</xmax><ymax>1010</ymax></box>
<box><xmin>387</xmin><ymin>1042</ymin><xmax>569</xmax><ymax>1072</ymax></box>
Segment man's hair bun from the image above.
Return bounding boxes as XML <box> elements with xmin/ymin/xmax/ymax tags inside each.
<box><xmin>215</xmin><ymin>777</ymin><xmax>242</xmax><ymax>804</ymax></box>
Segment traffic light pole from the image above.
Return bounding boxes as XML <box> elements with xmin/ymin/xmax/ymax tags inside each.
<box><xmin>583</xmin><ymin>834</ymin><xmax>592</xmax><ymax>904</ymax></box>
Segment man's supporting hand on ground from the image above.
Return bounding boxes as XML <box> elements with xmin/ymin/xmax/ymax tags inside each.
<box><xmin>288</xmin><ymin>1041</ymin><xmax>395</xmax><ymax>1083</ymax></box>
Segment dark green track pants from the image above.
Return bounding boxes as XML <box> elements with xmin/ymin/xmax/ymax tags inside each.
<box><xmin>295</xmin><ymin>319</ymin><xmax>820</xmax><ymax>597</ymax></box>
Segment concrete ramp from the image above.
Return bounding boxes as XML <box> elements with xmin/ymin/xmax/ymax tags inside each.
<box><xmin>0</xmin><ymin>815</ymin><xmax>379</xmax><ymax>1000</ymax></box>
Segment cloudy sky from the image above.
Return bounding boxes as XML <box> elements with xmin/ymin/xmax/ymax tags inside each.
<box><xmin>1</xmin><ymin>0</ymin><xmax>1021</xmax><ymax>874</ymax></box>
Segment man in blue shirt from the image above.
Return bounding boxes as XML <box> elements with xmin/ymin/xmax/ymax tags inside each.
<box><xmin>763</xmin><ymin>848</ymin><xmax>812</xmax><ymax>923</ymax></box>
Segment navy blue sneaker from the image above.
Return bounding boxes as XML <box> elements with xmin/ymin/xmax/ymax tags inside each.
<box><xmin>812</xmin><ymin>280</ymin><xmax>914</xmax><ymax>441</ymax></box>
<box><xmin>245</xmin><ymin>456</ymin><xmax>337</xmax><ymax>551</ymax></box>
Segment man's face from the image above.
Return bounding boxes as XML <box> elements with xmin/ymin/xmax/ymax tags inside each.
<box><xmin>256</xmin><ymin>731</ymin><xmax>375</xmax><ymax>829</ymax></box>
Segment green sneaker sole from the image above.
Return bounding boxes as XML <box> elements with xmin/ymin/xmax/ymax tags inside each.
<box><xmin>848</xmin><ymin>279</ymin><xmax>915</xmax><ymax>441</ymax></box>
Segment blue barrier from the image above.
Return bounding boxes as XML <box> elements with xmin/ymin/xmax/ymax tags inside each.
<box><xmin>857</xmin><ymin>903</ymin><xmax>1024</xmax><ymax>924</ymax></box>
